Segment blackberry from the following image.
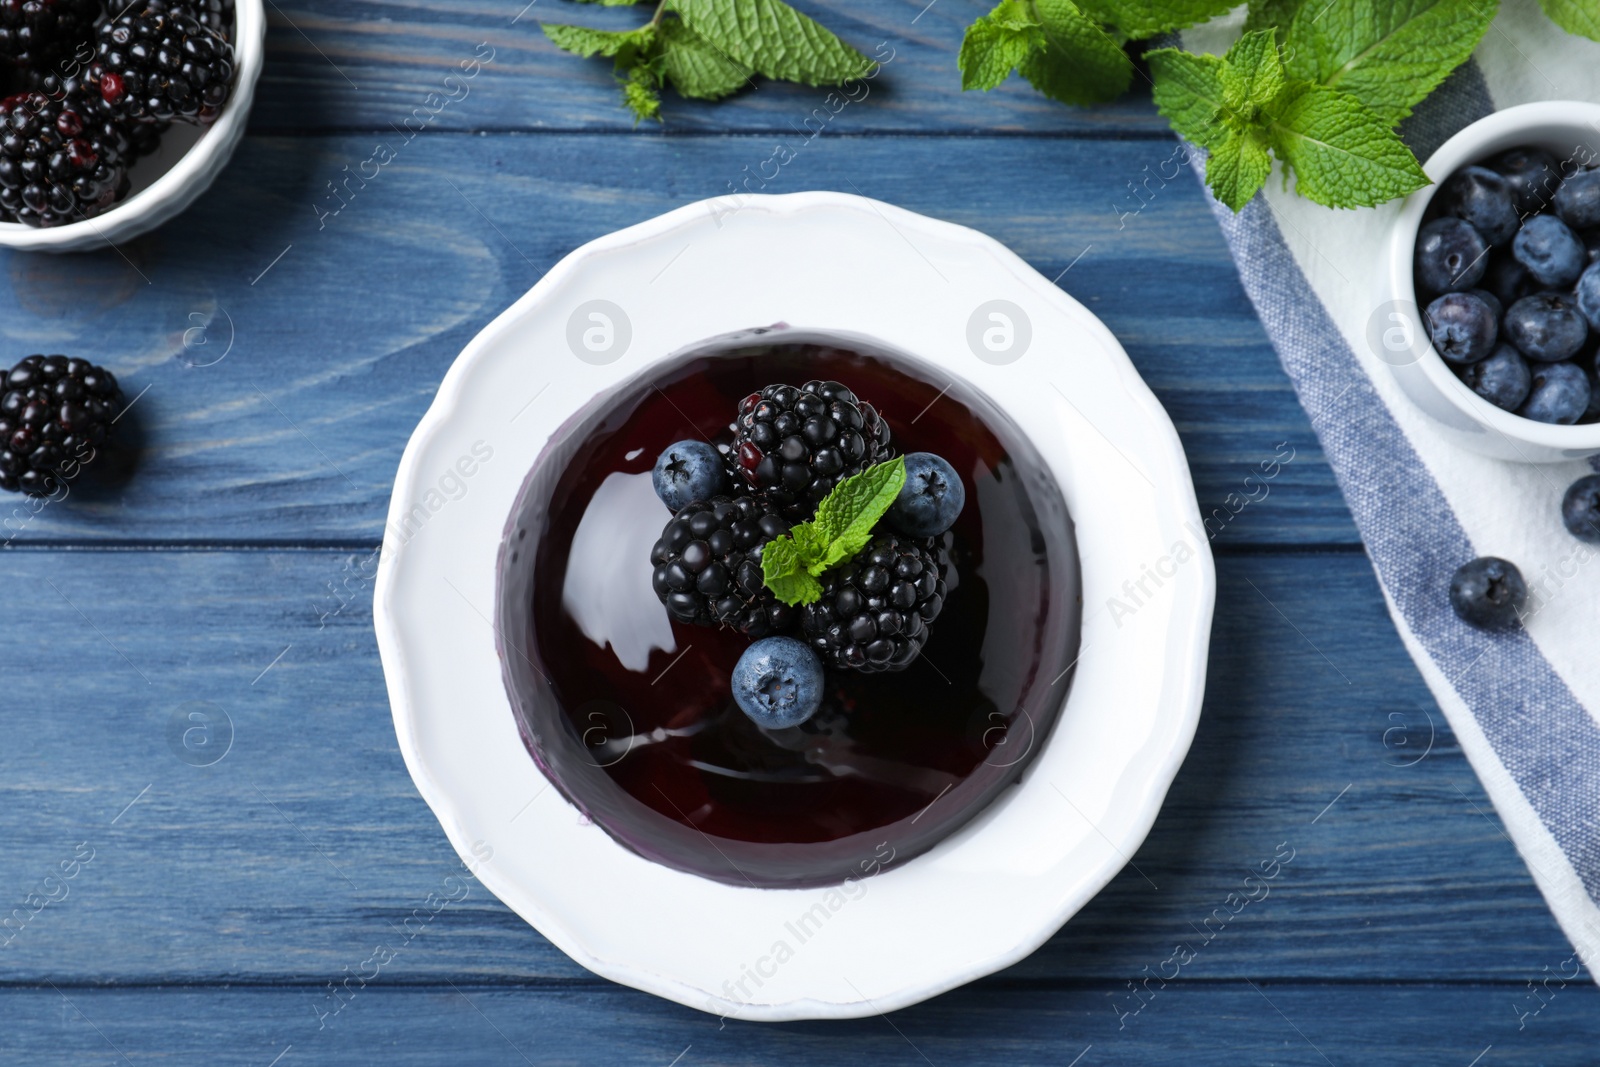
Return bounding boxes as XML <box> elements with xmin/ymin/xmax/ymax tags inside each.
<box><xmin>0</xmin><ymin>355</ymin><xmax>123</xmax><ymax>496</ymax></box>
<box><xmin>140</xmin><ymin>0</ymin><xmax>235</xmax><ymax>40</ymax></box>
<box><xmin>801</xmin><ymin>534</ymin><xmax>946</xmax><ymax>673</ymax></box>
<box><xmin>0</xmin><ymin>0</ymin><xmax>102</xmax><ymax>70</ymax></box>
<box><xmin>649</xmin><ymin>495</ymin><xmax>797</xmax><ymax>638</ymax></box>
<box><xmin>730</xmin><ymin>381</ymin><xmax>892</xmax><ymax>514</ymax></box>
<box><xmin>26</xmin><ymin>68</ymin><xmax>167</xmax><ymax>158</ymax></box>
<box><xmin>94</xmin><ymin>8</ymin><xmax>234</xmax><ymax>124</ymax></box>
<box><xmin>0</xmin><ymin>89</ymin><xmax>131</xmax><ymax>227</ymax></box>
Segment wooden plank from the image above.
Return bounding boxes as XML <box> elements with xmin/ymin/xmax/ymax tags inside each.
<box><xmin>246</xmin><ymin>0</ymin><xmax>1170</xmax><ymax>134</ymax></box>
<box><xmin>0</xmin><ymin>549</ymin><xmax>1571</xmax><ymax>983</ymax></box>
<box><xmin>2</xmin><ymin>982</ymin><xmax>1596</xmax><ymax>1065</ymax></box>
<box><xmin>1</xmin><ymin>132</ymin><xmax>1353</xmax><ymax>545</ymax></box>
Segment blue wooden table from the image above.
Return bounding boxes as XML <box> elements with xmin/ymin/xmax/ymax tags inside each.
<box><xmin>3</xmin><ymin>2</ymin><xmax>1597</xmax><ymax>1062</ymax></box>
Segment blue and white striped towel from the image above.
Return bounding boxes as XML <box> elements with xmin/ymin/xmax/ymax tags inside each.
<box><xmin>1182</xmin><ymin>0</ymin><xmax>1600</xmax><ymax>980</ymax></box>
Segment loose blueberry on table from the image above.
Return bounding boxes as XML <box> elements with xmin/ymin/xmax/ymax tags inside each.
<box><xmin>1415</xmin><ymin>145</ymin><xmax>1600</xmax><ymax>425</ymax></box>
<box><xmin>1561</xmin><ymin>473</ymin><xmax>1600</xmax><ymax>544</ymax></box>
<box><xmin>0</xmin><ymin>0</ymin><xmax>236</xmax><ymax>228</ymax></box>
<box><xmin>1449</xmin><ymin>557</ymin><xmax>1528</xmax><ymax>631</ymax></box>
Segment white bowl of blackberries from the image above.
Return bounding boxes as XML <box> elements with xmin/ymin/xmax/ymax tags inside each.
<box><xmin>0</xmin><ymin>0</ymin><xmax>263</xmax><ymax>252</ymax></box>
<box><xmin>1386</xmin><ymin>102</ymin><xmax>1600</xmax><ymax>463</ymax></box>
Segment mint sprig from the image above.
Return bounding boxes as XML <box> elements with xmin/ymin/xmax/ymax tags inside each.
<box><xmin>541</xmin><ymin>0</ymin><xmax>867</xmax><ymax>123</ymax></box>
<box><xmin>761</xmin><ymin>457</ymin><xmax>907</xmax><ymax>607</ymax></box>
<box><xmin>959</xmin><ymin>0</ymin><xmax>1132</xmax><ymax>106</ymax></box>
<box><xmin>1148</xmin><ymin>26</ymin><xmax>1429</xmax><ymax>211</ymax></box>
<box><xmin>959</xmin><ymin>0</ymin><xmax>1600</xmax><ymax>214</ymax></box>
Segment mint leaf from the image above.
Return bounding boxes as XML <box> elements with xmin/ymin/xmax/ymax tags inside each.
<box><xmin>761</xmin><ymin>537</ymin><xmax>825</xmax><ymax>606</ymax></box>
<box><xmin>762</xmin><ymin>458</ymin><xmax>908</xmax><ymax>605</ymax></box>
<box><xmin>622</xmin><ymin>62</ymin><xmax>662</xmax><ymax>123</ymax></box>
<box><xmin>1284</xmin><ymin>0</ymin><xmax>1498</xmax><ymax>126</ymax></box>
<box><xmin>1147</xmin><ymin>47</ymin><xmax>1232</xmax><ymax>147</ymax></box>
<box><xmin>1544</xmin><ymin>0</ymin><xmax>1600</xmax><ymax>41</ymax></box>
<box><xmin>812</xmin><ymin>457</ymin><xmax>906</xmax><ymax>570</ymax></box>
<box><xmin>1222</xmin><ymin>28</ymin><xmax>1285</xmax><ymax>115</ymax></box>
<box><xmin>1206</xmin><ymin>127</ymin><xmax>1273</xmax><ymax>210</ymax></box>
<box><xmin>670</xmin><ymin>0</ymin><xmax>869</xmax><ymax>85</ymax></box>
<box><xmin>1244</xmin><ymin>0</ymin><xmax>1304</xmax><ymax>33</ymax></box>
<box><xmin>1074</xmin><ymin>0</ymin><xmax>1237</xmax><ymax>37</ymax></box>
<box><xmin>541</xmin><ymin>22</ymin><xmax>644</xmax><ymax>59</ymax></box>
<box><xmin>1021</xmin><ymin>0</ymin><xmax>1133</xmax><ymax>105</ymax></box>
<box><xmin>659</xmin><ymin>17</ymin><xmax>753</xmax><ymax>99</ymax></box>
<box><xmin>959</xmin><ymin>0</ymin><xmax>1043</xmax><ymax>91</ymax></box>
<box><xmin>1266</xmin><ymin>83</ymin><xmax>1430</xmax><ymax>207</ymax></box>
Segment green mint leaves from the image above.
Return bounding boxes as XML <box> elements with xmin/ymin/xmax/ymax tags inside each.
<box><xmin>959</xmin><ymin>0</ymin><xmax>1132</xmax><ymax>106</ymax></box>
<box><xmin>1266</xmin><ymin>83</ymin><xmax>1433</xmax><ymax>208</ymax></box>
<box><xmin>1149</xmin><ymin>23</ymin><xmax>1431</xmax><ymax>212</ymax></box>
<box><xmin>760</xmin><ymin>457</ymin><xmax>907</xmax><ymax>606</ymax></box>
<box><xmin>1542</xmin><ymin>0</ymin><xmax>1600</xmax><ymax>41</ymax></box>
<box><xmin>1074</xmin><ymin>0</ymin><xmax>1238</xmax><ymax>38</ymax></box>
<box><xmin>672</xmin><ymin>0</ymin><xmax>870</xmax><ymax>84</ymax></box>
<box><xmin>1283</xmin><ymin>0</ymin><xmax>1499</xmax><ymax>126</ymax></box>
<box><xmin>541</xmin><ymin>0</ymin><xmax>868</xmax><ymax>122</ymax></box>
<box><xmin>965</xmin><ymin>0</ymin><xmax>1600</xmax><ymax>213</ymax></box>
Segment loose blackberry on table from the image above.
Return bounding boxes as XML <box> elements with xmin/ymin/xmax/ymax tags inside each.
<box><xmin>800</xmin><ymin>533</ymin><xmax>946</xmax><ymax>673</ymax></box>
<box><xmin>730</xmin><ymin>380</ymin><xmax>893</xmax><ymax>513</ymax></box>
<box><xmin>0</xmin><ymin>354</ymin><xmax>122</xmax><ymax>496</ymax></box>
<box><xmin>649</xmin><ymin>495</ymin><xmax>796</xmax><ymax>638</ymax></box>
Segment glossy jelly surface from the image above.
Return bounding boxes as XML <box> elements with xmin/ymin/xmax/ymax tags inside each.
<box><xmin>497</xmin><ymin>335</ymin><xmax>1081</xmax><ymax>888</ymax></box>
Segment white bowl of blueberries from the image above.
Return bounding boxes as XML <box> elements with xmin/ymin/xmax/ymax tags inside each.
<box><xmin>1385</xmin><ymin>101</ymin><xmax>1600</xmax><ymax>463</ymax></box>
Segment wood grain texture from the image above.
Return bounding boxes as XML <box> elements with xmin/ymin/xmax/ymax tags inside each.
<box><xmin>2</xmin><ymin>983</ymin><xmax>1597</xmax><ymax>1066</ymax></box>
<box><xmin>244</xmin><ymin>0</ymin><xmax>1171</xmax><ymax>134</ymax></box>
<box><xmin>0</xmin><ymin>549</ymin><xmax>1584</xmax><ymax>989</ymax></box>
<box><xmin>0</xmin><ymin>132</ymin><xmax>1354</xmax><ymax>545</ymax></box>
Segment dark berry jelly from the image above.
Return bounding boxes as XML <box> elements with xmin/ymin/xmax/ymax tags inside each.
<box><xmin>496</xmin><ymin>331</ymin><xmax>1081</xmax><ymax>889</ymax></box>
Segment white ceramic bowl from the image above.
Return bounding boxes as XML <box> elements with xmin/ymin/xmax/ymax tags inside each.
<box><xmin>0</xmin><ymin>0</ymin><xmax>264</xmax><ymax>253</ymax></box>
<box><xmin>374</xmin><ymin>192</ymin><xmax>1215</xmax><ymax>1020</ymax></box>
<box><xmin>1381</xmin><ymin>101</ymin><xmax>1600</xmax><ymax>463</ymax></box>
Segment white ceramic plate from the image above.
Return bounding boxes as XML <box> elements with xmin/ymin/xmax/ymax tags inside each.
<box><xmin>375</xmin><ymin>192</ymin><xmax>1215</xmax><ymax>1020</ymax></box>
<box><xmin>0</xmin><ymin>0</ymin><xmax>264</xmax><ymax>253</ymax></box>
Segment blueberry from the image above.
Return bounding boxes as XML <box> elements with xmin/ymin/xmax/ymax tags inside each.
<box><xmin>1516</xmin><ymin>360</ymin><xmax>1590</xmax><ymax>424</ymax></box>
<box><xmin>1583</xmin><ymin>366</ymin><xmax>1600</xmax><ymax>423</ymax></box>
<box><xmin>1503</xmin><ymin>292</ymin><xmax>1589</xmax><ymax>362</ymax></box>
<box><xmin>1437</xmin><ymin>165</ymin><xmax>1520</xmax><ymax>245</ymax></box>
<box><xmin>1584</xmin><ymin>228</ymin><xmax>1600</xmax><ymax>267</ymax></box>
<box><xmin>1449</xmin><ymin>556</ymin><xmax>1527</xmax><ymax>631</ymax></box>
<box><xmin>652</xmin><ymin>440</ymin><xmax>727</xmax><ymax>513</ymax></box>
<box><xmin>1465</xmin><ymin>288</ymin><xmax>1503</xmax><ymax>321</ymax></box>
<box><xmin>887</xmin><ymin>452</ymin><xmax>966</xmax><ymax>538</ymax></box>
<box><xmin>1484</xmin><ymin>252</ymin><xmax>1536</xmax><ymax>307</ymax></box>
<box><xmin>1425</xmin><ymin>291</ymin><xmax>1498</xmax><ymax>363</ymax></box>
<box><xmin>731</xmin><ymin>636</ymin><xmax>824</xmax><ymax>729</ymax></box>
<box><xmin>1554</xmin><ymin>166</ymin><xmax>1600</xmax><ymax>230</ymax></box>
<box><xmin>1458</xmin><ymin>343</ymin><xmax>1530</xmax><ymax>411</ymax></box>
<box><xmin>1577</xmin><ymin>262</ymin><xmax>1600</xmax><ymax>332</ymax></box>
<box><xmin>1562</xmin><ymin>474</ymin><xmax>1600</xmax><ymax>542</ymax></box>
<box><xmin>1491</xmin><ymin>145</ymin><xmax>1560</xmax><ymax>215</ymax></box>
<box><xmin>1512</xmin><ymin>214</ymin><xmax>1586</xmax><ymax>289</ymax></box>
<box><xmin>1415</xmin><ymin>217</ymin><xmax>1489</xmax><ymax>294</ymax></box>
